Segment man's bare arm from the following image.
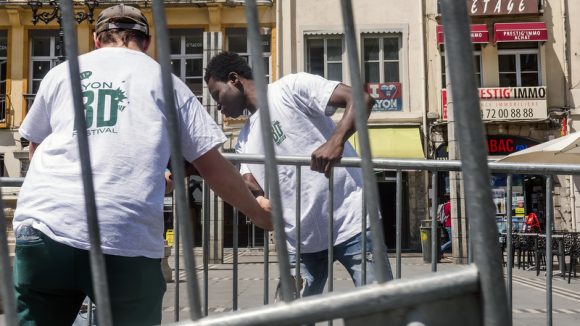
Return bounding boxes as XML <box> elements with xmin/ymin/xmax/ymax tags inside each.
<box><xmin>310</xmin><ymin>84</ymin><xmax>375</xmax><ymax>177</ymax></box>
<box><xmin>192</xmin><ymin>148</ymin><xmax>273</xmax><ymax>230</ymax></box>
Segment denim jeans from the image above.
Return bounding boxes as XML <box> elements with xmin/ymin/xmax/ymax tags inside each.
<box><xmin>441</xmin><ymin>227</ymin><xmax>452</xmax><ymax>252</ymax></box>
<box><xmin>287</xmin><ymin>230</ymin><xmax>393</xmax><ymax>297</ymax></box>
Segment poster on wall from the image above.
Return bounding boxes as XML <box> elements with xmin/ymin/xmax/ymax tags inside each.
<box><xmin>492</xmin><ymin>188</ymin><xmax>506</xmax><ymax>215</ymax></box>
<box><xmin>366</xmin><ymin>82</ymin><xmax>403</xmax><ymax>111</ymax></box>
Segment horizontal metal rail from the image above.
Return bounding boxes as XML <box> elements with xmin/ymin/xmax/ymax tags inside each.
<box><xmin>175</xmin><ymin>266</ymin><xmax>480</xmax><ymax>326</ymax></box>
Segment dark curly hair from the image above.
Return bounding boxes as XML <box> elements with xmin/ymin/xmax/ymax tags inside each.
<box><xmin>204</xmin><ymin>52</ymin><xmax>253</xmax><ymax>83</ymax></box>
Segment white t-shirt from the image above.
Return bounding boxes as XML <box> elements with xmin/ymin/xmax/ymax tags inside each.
<box><xmin>15</xmin><ymin>47</ymin><xmax>226</xmax><ymax>259</ymax></box>
<box><xmin>236</xmin><ymin>72</ymin><xmax>365</xmax><ymax>253</ymax></box>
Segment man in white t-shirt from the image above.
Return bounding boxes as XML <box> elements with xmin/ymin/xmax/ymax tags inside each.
<box><xmin>204</xmin><ymin>52</ymin><xmax>393</xmax><ymax>297</ymax></box>
<box><xmin>13</xmin><ymin>6</ymin><xmax>271</xmax><ymax>325</ymax></box>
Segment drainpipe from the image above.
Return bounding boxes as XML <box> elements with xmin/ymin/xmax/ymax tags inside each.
<box><xmin>559</xmin><ymin>0</ymin><xmax>576</xmax><ymax>230</ymax></box>
<box><xmin>275</xmin><ymin>0</ymin><xmax>283</xmax><ymax>78</ymax></box>
<box><xmin>420</xmin><ymin>0</ymin><xmax>429</xmax><ymax>155</ymax></box>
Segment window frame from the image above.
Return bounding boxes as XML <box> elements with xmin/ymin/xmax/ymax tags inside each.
<box><xmin>225</xmin><ymin>28</ymin><xmax>272</xmax><ymax>83</ymax></box>
<box><xmin>169</xmin><ymin>29</ymin><xmax>204</xmax><ymax>101</ymax></box>
<box><xmin>362</xmin><ymin>34</ymin><xmax>402</xmax><ymax>84</ymax></box>
<box><xmin>497</xmin><ymin>48</ymin><xmax>541</xmax><ymax>87</ymax></box>
<box><xmin>28</xmin><ymin>32</ymin><xmax>59</xmax><ymax>94</ymax></box>
<box><xmin>305</xmin><ymin>35</ymin><xmax>344</xmax><ymax>81</ymax></box>
<box><xmin>441</xmin><ymin>45</ymin><xmax>483</xmax><ymax>88</ymax></box>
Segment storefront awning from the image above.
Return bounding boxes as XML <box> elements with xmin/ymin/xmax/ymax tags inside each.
<box><xmin>349</xmin><ymin>127</ymin><xmax>425</xmax><ymax>159</ymax></box>
<box><xmin>437</xmin><ymin>24</ymin><xmax>489</xmax><ymax>45</ymax></box>
<box><xmin>494</xmin><ymin>22</ymin><xmax>548</xmax><ymax>42</ymax></box>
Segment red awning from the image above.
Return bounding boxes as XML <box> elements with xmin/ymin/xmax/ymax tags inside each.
<box><xmin>494</xmin><ymin>22</ymin><xmax>548</xmax><ymax>42</ymax></box>
<box><xmin>437</xmin><ymin>24</ymin><xmax>489</xmax><ymax>45</ymax></box>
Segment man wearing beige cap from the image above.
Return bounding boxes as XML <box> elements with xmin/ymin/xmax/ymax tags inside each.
<box><xmin>13</xmin><ymin>4</ymin><xmax>272</xmax><ymax>325</ymax></box>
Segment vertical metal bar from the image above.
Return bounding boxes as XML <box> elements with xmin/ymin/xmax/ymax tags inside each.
<box><xmin>203</xmin><ymin>182</ymin><xmax>210</xmax><ymax>316</ymax></box>
<box><xmin>546</xmin><ymin>175</ymin><xmax>553</xmax><ymax>326</ymax></box>
<box><xmin>87</xmin><ymin>300</ymin><xmax>93</xmax><ymax>326</ymax></box>
<box><xmin>295</xmin><ymin>165</ymin><xmax>302</xmax><ymax>298</ymax></box>
<box><xmin>361</xmin><ymin>190</ymin><xmax>367</xmax><ymax>285</ymax></box>
<box><xmin>233</xmin><ymin>208</ymin><xmax>239</xmax><ymax>311</ymax></box>
<box><xmin>339</xmin><ymin>0</ymin><xmax>390</xmax><ymax>283</ymax></box>
<box><xmin>152</xmin><ymin>0</ymin><xmax>202</xmax><ymax>320</ymax></box>
<box><xmin>396</xmin><ymin>170</ymin><xmax>402</xmax><ymax>279</ymax></box>
<box><xmin>245</xmin><ymin>0</ymin><xmax>294</xmax><ymax>302</ymax></box>
<box><xmin>431</xmin><ymin>172</ymin><xmax>438</xmax><ymax>272</ymax></box>
<box><xmin>506</xmin><ymin>174</ymin><xmax>513</xmax><ymax>320</ymax></box>
<box><xmin>328</xmin><ymin>171</ymin><xmax>334</xmax><ymax>295</ymax></box>
<box><xmin>439</xmin><ymin>1</ymin><xmax>511</xmax><ymax>325</ymax></box>
<box><xmin>60</xmin><ymin>2</ymin><xmax>113</xmax><ymax>325</ymax></box>
<box><xmin>328</xmin><ymin>171</ymin><xmax>334</xmax><ymax>326</ymax></box>
<box><xmin>0</xmin><ymin>185</ymin><xmax>16</xmax><ymax>325</ymax></box>
<box><xmin>174</xmin><ymin>192</ymin><xmax>181</xmax><ymax>321</ymax></box>
<box><xmin>264</xmin><ymin>179</ymin><xmax>269</xmax><ymax>305</ymax></box>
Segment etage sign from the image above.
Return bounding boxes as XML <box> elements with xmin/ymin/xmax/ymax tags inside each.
<box><xmin>468</xmin><ymin>0</ymin><xmax>540</xmax><ymax>16</ymax></box>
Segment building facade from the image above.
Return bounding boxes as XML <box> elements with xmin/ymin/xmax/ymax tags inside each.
<box><xmin>277</xmin><ymin>0</ymin><xmax>429</xmax><ymax>250</ymax></box>
<box><xmin>426</xmin><ymin>0</ymin><xmax>576</xmax><ymax>262</ymax></box>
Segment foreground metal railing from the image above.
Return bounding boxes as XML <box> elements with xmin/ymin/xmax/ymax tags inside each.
<box><xmin>2</xmin><ymin>155</ymin><xmax>579</xmax><ymax>325</ymax></box>
<box><xmin>0</xmin><ymin>0</ymin><xmax>575</xmax><ymax>326</ymax></box>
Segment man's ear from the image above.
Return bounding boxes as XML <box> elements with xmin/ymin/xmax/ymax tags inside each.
<box><xmin>228</xmin><ymin>72</ymin><xmax>239</xmax><ymax>85</ymax></box>
<box><xmin>93</xmin><ymin>33</ymin><xmax>101</xmax><ymax>49</ymax></box>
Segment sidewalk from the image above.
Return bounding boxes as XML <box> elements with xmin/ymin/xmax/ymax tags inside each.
<box><xmin>161</xmin><ymin>249</ymin><xmax>580</xmax><ymax>325</ymax></box>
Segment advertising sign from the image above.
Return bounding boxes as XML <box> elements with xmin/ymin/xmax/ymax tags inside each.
<box><xmin>441</xmin><ymin>86</ymin><xmax>547</xmax><ymax>121</ymax></box>
<box><xmin>366</xmin><ymin>82</ymin><xmax>403</xmax><ymax>111</ymax></box>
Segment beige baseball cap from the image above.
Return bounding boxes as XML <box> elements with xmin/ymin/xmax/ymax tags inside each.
<box><xmin>95</xmin><ymin>4</ymin><xmax>149</xmax><ymax>35</ymax></box>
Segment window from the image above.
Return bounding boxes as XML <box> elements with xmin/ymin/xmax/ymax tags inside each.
<box><xmin>169</xmin><ymin>29</ymin><xmax>204</xmax><ymax>101</ymax></box>
<box><xmin>226</xmin><ymin>28</ymin><xmax>271</xmax><ymax>84</ymax></box>
<box><xmin>29</xmin><ymin>31</ymin><xmax>60</xmax><ymax>94</ymax></box>
<box><xmin>0</xmin><ymin>32</ymin><xmax>7</xmax><ymax>122</ymax></box>
<box><xmin>363</xmin><ymin>35</ymin><xmax>401</xmax><ymax>83</ymax></box>
<box><xmin>498</xmin><ymin>44</ymin><xmax>540</xmax><ymax>87</ymax></box>
<box><xmin>306</xmin><ymin>37</ymin><xmax>343</xmax><ymax>81</ymax></box>
<box><xmin>441</xmin><ymin>44</ymin><xmax>482</xmax><ymax>88</ymax></box>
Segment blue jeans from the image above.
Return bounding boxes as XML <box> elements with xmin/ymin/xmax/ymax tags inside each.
<box><xmin>288</xmin><ymin>231</ymin><xmax>393</xmax><ymax>297</ymax></box>
<box><xmin>441</xmin><ymin>227</ymin><xmax>452</xmax><ymax>252</ymax></box>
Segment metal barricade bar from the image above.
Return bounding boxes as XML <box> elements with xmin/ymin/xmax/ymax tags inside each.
<box><xmin>245</xmin><ymin>0</ymin><xmax>294</xmax><ymax>303</ymax></box>
<box><xmin>439</xmin><ymin>0</ymin><xmax>510</xmax><ymax>324</ymax></box>
<box><xmin>340</xmin><ymin>0</ymin><xmax>389</xmax><ymax>283</ymax></box>
<box><xmin>151</xmin><ymin>0</ymin><xmax>202</xmax><ymax>320</ymax></box>
<box><xmin>175</xmin><ymin>266</ymin><xmax>480</xmax><ymax>326</ymax></box>
<box><xmin>60</xmin><ymin>1</ymin><xmax>112</xmax><ymax>324</ymax></box>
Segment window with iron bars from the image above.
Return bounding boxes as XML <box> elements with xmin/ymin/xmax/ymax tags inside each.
<box><xmin>169</xmin><ymin>29</ymin><xmax>204</xmax><ymax>102</ymax></box>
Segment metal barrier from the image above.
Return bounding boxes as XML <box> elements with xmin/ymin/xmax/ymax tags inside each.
<box><xmin>0</xmin><ymin>0</ymin><xmax>577</xmax><ymax>326</ymax></box>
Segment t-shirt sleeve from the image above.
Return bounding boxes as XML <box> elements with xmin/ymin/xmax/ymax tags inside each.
<box><xmin>19</xmin><ymin>77</ymin><xmax>52</xmax><ymax>144</ymax></box>
<box><xmin>179</xmin><ymin>96</ymin><xmax>227</xmax><ymax>163</ymax></box>
<box><xmin>291</xmin><ymin>72</ymin><xmax>340</xmax><ymax>117</ymax></box>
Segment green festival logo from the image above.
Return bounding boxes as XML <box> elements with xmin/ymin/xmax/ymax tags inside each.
<box><xmin>271</xmin><ymin>120</ymin><xmax>286</xmax><ymax>145</ymax></box>
<box><xmin>74</xmin><ymin>72</ymin><xmax>128</xmax><ymax>136</ymax></box>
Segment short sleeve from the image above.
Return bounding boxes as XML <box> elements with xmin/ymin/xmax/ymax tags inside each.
<box><xmin>291</xmin><ymin>73</ymin><xmax>340</xmax><ymax>116</ymax></box>
<box><xmin>178</xmin><ymin>95</ymin><xmax>227</xmax><ymax>162</ymax></box>
<box><xmin>19</xmin><ymin>79</ymin><xmax>52</xmax><ymax>144</ymax></box>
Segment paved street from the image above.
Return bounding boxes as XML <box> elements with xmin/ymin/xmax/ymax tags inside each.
<box><xmin>160</xmin><ymin>249</ymin><xmax>580</xmax><ymax>326</ymax></box>
<box><xmin>2</xmin><ymin>248</ymin><xmax>579</xmax><ymax>325</ymax></box>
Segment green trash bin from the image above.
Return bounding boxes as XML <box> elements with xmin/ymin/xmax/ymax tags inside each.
<box><xmin>420</xmin><ymin>219</ymin><xmax>442</xmax><ymax>263</ymax></box>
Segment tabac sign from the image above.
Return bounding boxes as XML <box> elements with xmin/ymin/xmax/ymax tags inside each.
<box><xmin>366</xmin><ymin>82</ymin><xmax>403</xmax><ymax>111</ymax></box>
<box><xmin>467</xmin><ymin>0</ymin><xmax>540</xmax><ymax>16</ymax></box>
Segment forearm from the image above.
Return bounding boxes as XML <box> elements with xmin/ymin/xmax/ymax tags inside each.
<box><xmin>193</xmin><ymin>148</ymin><xmax>272</xmax><ymax>230</ymax></box>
